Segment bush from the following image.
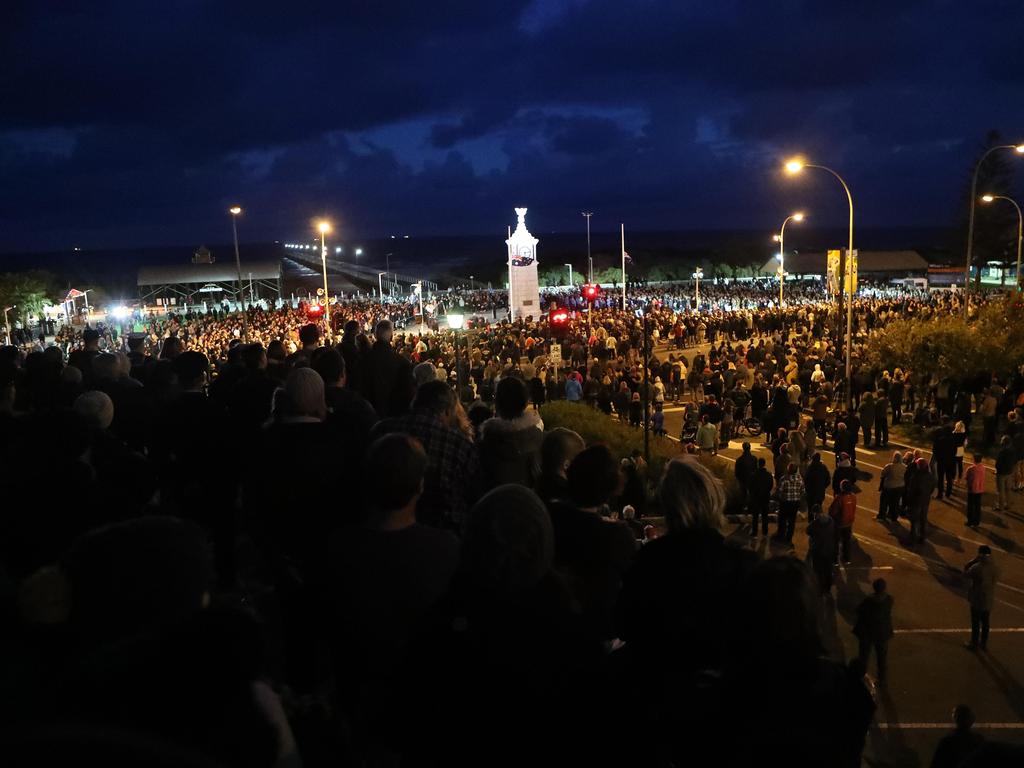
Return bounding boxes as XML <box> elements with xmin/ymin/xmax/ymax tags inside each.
<box><xmin>538</xmin><ymin>401</ymin><xmax>744</xmax><ymax>513</ymax></box>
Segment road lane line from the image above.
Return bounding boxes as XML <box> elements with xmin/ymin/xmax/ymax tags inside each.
<box><xmin>893</xmin><ymin>627</ymin><xmax>1024</xmax><ymax>634</ymax></box>
<box><xmin>875</xmin><ymin>723</ymin><xmax>1024</xmax><ymax>729</ymax></box>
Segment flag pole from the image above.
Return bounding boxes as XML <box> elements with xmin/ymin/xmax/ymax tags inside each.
<box><xmin>620</xmin><ymin>223</ymin><xmax>626</xmax><ymax>311</ymax></box>
<box><xmin>507</xmin><ymin>224</ymin><xmax>513</xmax><ymax>322</ymax></box>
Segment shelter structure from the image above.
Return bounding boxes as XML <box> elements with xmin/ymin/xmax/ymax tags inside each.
<box><xmin>137</xmin><ymin>261</ymin><xmax>281</xmax><ymax>305</ymax></box>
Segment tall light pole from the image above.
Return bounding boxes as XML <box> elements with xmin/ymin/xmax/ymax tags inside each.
<box><xmin>774</xmin><ymin>212</ymin><xmax>805</xmax><ymax>309</ymax></box>
<box><xmin>785</xmin><ymin>158</ymin><xmax>855</xmax><ymax>410</ymax></box>
<box><xmin>317</xmin><ymin>220</ymin><xmax>332</xmax><ymax>336</ymax></box>
<box><xmin>981</xmin><ymin>194</ymin><xmax>1023</xmax><ymax>289</ymax></box>
<box><xmin>620</xmin><ymin>223</ymin><xmax>627</xmax><ymax>310</ymax></box>
<box><xmin>378</xmin><ymin>272</ymin><xmax>387</xmax><ymax>299</ymax></box>
<box><xmin>229</xmin><ymin>206</ymin><xmax>248</xmax><ymax>341</ymax></box>
<box><xmin>564</xmin><ymin>263</ymin><xmax>573</xmax><ymax>287</ymax></box>
<box><xmin>3</xmin><ymin>305</ymin><xmax>14</xmax><ymax>346</ymax></box>
<box><xmin>582</xmin><ymin>211</ymin><xmax>593</xmax><ymax>283</ymax></box>
<box><xmin>964</xmin><ymin>143</ymin><xmax>1024</xmax><ymax>314</ymax></box>
<box><xmin>692</xmin><ymin>267</ymin><xmax>703</xmax><ymax>311</ymax></box>
<box><xmin>448</xmin><ymin>303</ymin><xmax>466</xmax><ymax>402</ymax></box>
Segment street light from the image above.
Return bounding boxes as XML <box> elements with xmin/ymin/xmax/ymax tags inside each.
<box><xmin>785</xmin><ymin>157</ymin><xmax>855</xmax><ymax>410</ymax></box>
<box><xmin>776</xmin><ymin>212</ymin><xmax>806</xmax><ymax>309</ymax></box>
<box><xmin>355</xmin><ymin>248</ymin><xmax>363</xmax><ymax>258</ymax></box>
<box><xmin>981</xmin><ymin>194</ymin><xmax>1023</xmax><ymax>289</ymax></box>
<box><xmin>692</xmin><ymin>267</ymin><xmax>703</xmax><ymax>310</ymax></box>
<box><xmin>378</xmin><ymin>272</ymin><xmax>387</xmax><ymax>299</ymax></box>
<box><xmin>564</xmin><ymin>263</ymin><xmax>574</xmax><ymax>287</ymax></box>
<box><xmin>317</xmin><ymin>220</ymin><xmax>332</xmax><ymax>335</ymax></box>
<box><xmin>582</xmin><ymin>212</ymin><xmax>593</xmax><ymax>283</ymax></box>
<box><xmin>229</xmin><ymin>206</ymin><xmax>248</xmax><ymax>341</ymax></box>
<box><xmin>3</xmin><ymin>305</ymin><xmax>14</xmax><ymax>346</ymax></box>
<box><xmin>964</xmin><ymin>143</ymin><xmax>1024</xmax><ymax>314</ymax></box>
<box><xmin>447</xmin><ymin>303</ymin><xmax>466</xmax><ymax>403</ymax></box>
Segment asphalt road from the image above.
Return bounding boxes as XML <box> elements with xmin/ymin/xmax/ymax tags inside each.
<box><xmin>652</xmin><ymin>398</ymin><xmax>1024</xmax><ymax>766</ymax></box>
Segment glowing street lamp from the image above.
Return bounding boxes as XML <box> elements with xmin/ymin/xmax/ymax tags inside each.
<box><xmin>229</xmin><ymin>206</ymin><xmax>248</xmax><ymax>341</ymax></box>
<box><xmin>447</xmin><ymin>302</ymin><xmax>467</xmax><ymax>402</ymax></box>
<box><xmin>564</xmin><ymin>263</ymin><xmax>574</xmax><ymax>287</ymax></box>
<box><xmin>692</xmin><ymin>267</ymin><xmax>704</xmax><ymax>311</ymax></box>
<box><xmin>785</xmin><ymin>156</ymin><xmax>855</xmax><ymax>409</ymax></box>
<box><xmin>317</xmin><ymin>220</ymin><xmax>332</xmax><ymax>334</ymax></box>
<box><xmin>981</xmin><ymin>194</ymin><xmax>1023</xmax><ymax>289</ymax></box>
<box><xmin>964</xmin><ymin>143</ymin><xmax>1024</xmax><ymax>314</ymax></box>
<box><xmin>776</xmin><ymin>212</ymin><xmax>805</xmax><ymax>309</ymax></box>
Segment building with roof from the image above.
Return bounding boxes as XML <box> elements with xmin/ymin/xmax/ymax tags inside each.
<box><xmin>137</xmin><ymin>260</ymin><xmax>281</xmax><ymax>305</ymax></box>
<box><xmin>760</xmin><ymin>250</ymin><xmax>929</xmax><ymax>277</ymax></box>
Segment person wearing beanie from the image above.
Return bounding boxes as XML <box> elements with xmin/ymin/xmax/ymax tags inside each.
<box><xmin>832</xmin><ymin>452</ymin><xmax>857</xmax><ymax>495</ymax></box>
<box><xmin>73</xmin><ymin>390</ymin><xmax>114</xmax><ymax>432</ymax></box>
<box><xmin>282</xmin><ymin>366</ymin><xmax>326</xmax><ymax>421</ymax></box>
<box><xmin>547</xmin><ymin>445</ymin><xmax>637</xmax><ymax>642</ymax></box>
<box><xmin>413</xmin><ymin>361</ymin><xmax>438</xmax><ymax>387</ymax></box>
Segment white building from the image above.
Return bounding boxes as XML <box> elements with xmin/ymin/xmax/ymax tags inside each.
<box><xmin>505</xmin><ymin>207</ymin><xmax>541</xmax><ymax>321</ymax></box>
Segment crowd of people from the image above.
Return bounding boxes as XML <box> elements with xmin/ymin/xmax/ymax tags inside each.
<box><xmin>1</xmin><ymin>278</ymin><xmax>1022</xmax><ymax>767</ymax></box>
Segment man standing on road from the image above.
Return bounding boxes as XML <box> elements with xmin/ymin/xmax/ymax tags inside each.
<box><xmin>829</xmin><ymin>479</ymin><xmax>857</xmax><ymax>564</ymax></box>
<box><xmin>695</xmin><ymin>415</ymin><xmax>718</xmax><ymax>456</ymax></box>
<box><xmin>806</xmin><ymin>505</ymin><xmax>837</xmax><ymax>593</ymax></box>
<box><xmin>833</xmin><ymin>422</ymin><xmax>857</xmax><ymax>469</ymax></box>
<box><xmin>812</xmin><ymin>391</ymin><xmax>830</xmax><ymax>445</ymax></box>
<box><xmin>853</xmin><ymin>578</ymin><xmax>894</xmax><ymax>684</ymax></box>
<box><xmin>874</xmin><ymin>390</ymin><xmax>890</xmax><ymax>448</ymax></box>
<box><xmin>964</xmin><ymin>545</ymin><xmax>1000</xmax><ymax>651</ymax></box>
<box><xmin>858</xmin><ymin>392</ymin><xmax>875</xmax><ymax>448</ymax></box>
<box><xmin>906</xmin><ymin>457</ymin><xmax>935</xmax><ymax>544</ymax></box>
<box><xmin>734</xmin><ymin>442</ymin><xmax>757</xmax><ymax>512</ymax></box>
<box><xmin>774</xmin><ymin>462</ymin><xmax>805</xmax><ymax>544</ymax></box>
<box><xmin>964</xmin><ymin>453</ymin><xmax>986</xmax><ymax>527</ymax></box>
<box><xmin>878</xmin><ymin>451</ymin><xmax>906</xmax><ymax>522</ymax></box>
<box><xmin>995</xmin><ymin>435</ymin><xmax>1015</xmax><ymax>512</ymax></box>
<box><xmin>749</xmin><ymin>457</ymin><xmax>774</xmax><ymax>538</ymax></box>
<box><xmin>933</xmin><ymin>418</ymin><xmax>957</xmax><ymax>501</ymax></box>
<box><xmin>804</xmin><ymin>452</ymin><xmax>831</xmax><ymax>513</ymax></box>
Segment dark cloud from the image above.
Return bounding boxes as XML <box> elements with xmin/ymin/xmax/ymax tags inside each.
<box><xmin>1</xmin><ymin>0</ymin><xmax>1023</xmax><ymax>250</ymax></box>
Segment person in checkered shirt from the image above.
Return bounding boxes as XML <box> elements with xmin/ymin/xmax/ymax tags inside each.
<box><xmin>774</xmin><ymin>462</ymin><xmax>805</xmax><ymax>543</ymax></box>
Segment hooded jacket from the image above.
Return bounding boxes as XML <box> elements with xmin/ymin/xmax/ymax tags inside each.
<box><xmin>479</xmin><ymin>410</ymin><xmax>545</xmax><ymax>489</ymax></box>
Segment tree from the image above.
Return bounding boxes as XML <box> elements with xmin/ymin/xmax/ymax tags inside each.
<box><xmin>0</xmin><ymin>270</ymin><xmax>57</xmax><ymax>327</ymax></box>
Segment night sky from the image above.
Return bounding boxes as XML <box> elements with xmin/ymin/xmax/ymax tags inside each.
<box><xmin>3</xmin><ymin>1</ymin><xmax>1023</xmax><ymax>252</ymax></box>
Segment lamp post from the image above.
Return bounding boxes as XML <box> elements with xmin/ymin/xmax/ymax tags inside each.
<box><xmin>378</xmin><ymin>272</ymin><xmax>387</xmax><ymax>299</ymax></box>
<box><xmin>582</xmin><ymin>211</ymin><xmax>593</xmax><ymax>283</ymax></box>
<box><xmin>229</xmin><ymin>206</ymin><xmax>248</xmax><ymax>341</ymax></box>
<box><xmin>447</xmin><ymin>303</ymin><xmax>466</xmax><ymax>402</ymax></box>
<box><xmin>965</xmin><ymin>143</ymin><xmax>1024</xmax><ymax>314</ymax></box>
<box><xmin>692</xmin><ymin>267</ymin><xmax>703</xmax><ymax>311</ymax></box>
<box><xmin>785</xmin><ymin>158</ymin><xmax>855</xmax><ymax>410</ymax></box>
<box><xmin>317</xmin><ymin>220</ymin><xmax>332</xmax><ymax>336</ymax></box>
<box><xmin>774</xmin><ymin>212</ymin><xmax>805</xmax><ymax>309</ymax></box>
<box><xmin>414</xmin><ymin>281</ymin><xmax>425</xmax><ymax>336</ymax></box>
<box><xmin>3</xmin><ymin>305</ymin><xmax>14</xmax><ymax>346</ymax></box>
<box><xmin>564</xmin><ymin>263</ymin><xmax>573</xmax><ymax>287</ymax></box>
<box><xmin>981</xmin><ymin>194</ymin><xmax>1023</xmax><ymax>289</ymax></box>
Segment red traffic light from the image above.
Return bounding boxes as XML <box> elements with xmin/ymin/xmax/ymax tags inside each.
<box><xmin>582</xmin><ymin>284</ymin><xmax>599</xmax><ymax>300</ymax></box>
<box><xmin>550</xmin><ymin>310</ymin><xmax>569</xmax><ymax>324</ymax></box>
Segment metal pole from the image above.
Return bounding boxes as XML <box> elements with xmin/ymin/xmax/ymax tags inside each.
<box><xmin>231</xmin><ymin>210</ymin><xmax>248</xmax><ymax>341</ymax></box>
<box><xmin>779</xmin><ymin>222</ymin><xmax>785</xmax><ymax>309</ymax></box>
<box><xmin>1017</xmin><ymin>203</ymin><xmax>1023</xmax><ymax>290</ymax></box>
<box><xmin>321</xmin><ymin>229</ymin><xmax>330</xmax><ymax>336</ymax></box>
<box><xmin>583</xmin><ymin>211</ymin><xmax>593</xmax><ymax>283</ymax></box>
<box><xmin>643</xmin><ymin>310</ymin><xmax>650</xmax><ymax>466</ymax></box>
<box><xmin>620</xmin><ymin>223</ymin><xmax>626</xmax><ymax>311</ymax></box>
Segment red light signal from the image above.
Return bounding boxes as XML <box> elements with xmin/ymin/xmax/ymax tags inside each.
<box><xmin>582</xmin><ymin>284</ymin><xmax>599</xmax><ymax>301</ymax></box>
<box><xmin>549</xmin><ymin>308</ymin><xmax>570</xmax><ymax>339</ymax></box>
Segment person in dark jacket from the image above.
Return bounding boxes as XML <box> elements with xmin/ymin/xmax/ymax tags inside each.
<box><xmin>804</xmin><ymin>452</ymin><xmax>831</xmax><ymax>511</ymax></box>
<box><xmin>547</xmin><ymin>445</ymin><xmax>636</xmax><ymax>642</ymax></box>
<box><xmin>930</xmin><ymin>705</ymin><xmax>985</xmax><ymax>768</ymax></box>
<box><xmin>832</xmin><ymin>453</ymin><xmax>857</xmax><ymax>494</ymax></box>
<box><xmin>749</xmin><ymin>457</ymin><xmax>774</xmax><ymax>537</ymax></box>
<box><xmin>364</xmin><ymin>320</ymin><xmax>414</xmax><ymax>418</ymax></box>
<box><xmin>734</xmin><ymin>441</ymin><xmax>757</xmax><ymax>512</ymax></box>
<box><xmin>931</xmin><ymin>419</ymin><xmax>957</xmax><ymax>500</ymax></box>
<box><xmin>833</xmin><ymin>422</ymin><xmax>857</xmax><ymax>468</ymax></box>
<box><xmin>806</xmin><ymin>505</ymin><xmax>837</xmax><ymax>593</ymax></box>
<box><xmin>906</xmin><ymin>457</ymin><xmax>936</xmax><ymax>544</ymax></box>
<box><xmin>479</xmin><ymin>376</ymin><xmax>545</xmax><ymax>489</ymax></box>
<box><xmin>853</xmin><ymin>578</ymin><xmax>894</xmax><ymax>683</ymax></box>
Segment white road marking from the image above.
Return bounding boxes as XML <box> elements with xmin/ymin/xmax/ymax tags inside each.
<box><xmin>875</xmin><ymin>722</ymin><xmax>1024</xmax><ymax>729</ymax></box>
<box><xmin>893</xmin><ymin>627</ymin><xmax>1024</xmax><ymax>634</ymax></box>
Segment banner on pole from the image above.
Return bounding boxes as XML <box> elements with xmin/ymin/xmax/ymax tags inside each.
<box><xmin>845</xmin><ymin>249</ymin><xmax>858</xmax><ymax>294</ymax></box>
<box><xmin>826</xmin><ymin>250</ymin><xmax>841</xmax><ymax>295</ymax></box>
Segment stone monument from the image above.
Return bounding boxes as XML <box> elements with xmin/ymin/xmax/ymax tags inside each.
<box><xmin>505</xmin><ymin>207</ymin><xmax>541</xmax><ymax>321</ymax></box>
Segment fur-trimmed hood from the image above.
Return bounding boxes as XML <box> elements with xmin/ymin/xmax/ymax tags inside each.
<box><xmin>480</xmin><ymin>409</ymin><xmax>544</xmax><ymax>437</ymax></box>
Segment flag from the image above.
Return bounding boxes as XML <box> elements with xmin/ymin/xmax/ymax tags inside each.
<box><xmin>623</xmin><ymin>251</ymin><xmax>633</xmax><ymax>263</ymax></box>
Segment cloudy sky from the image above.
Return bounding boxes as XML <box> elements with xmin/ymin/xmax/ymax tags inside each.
<box><xmin>2</xmin><ymin>0</ymin><xmax>1023</xmax><ymax>250</ymax></box>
